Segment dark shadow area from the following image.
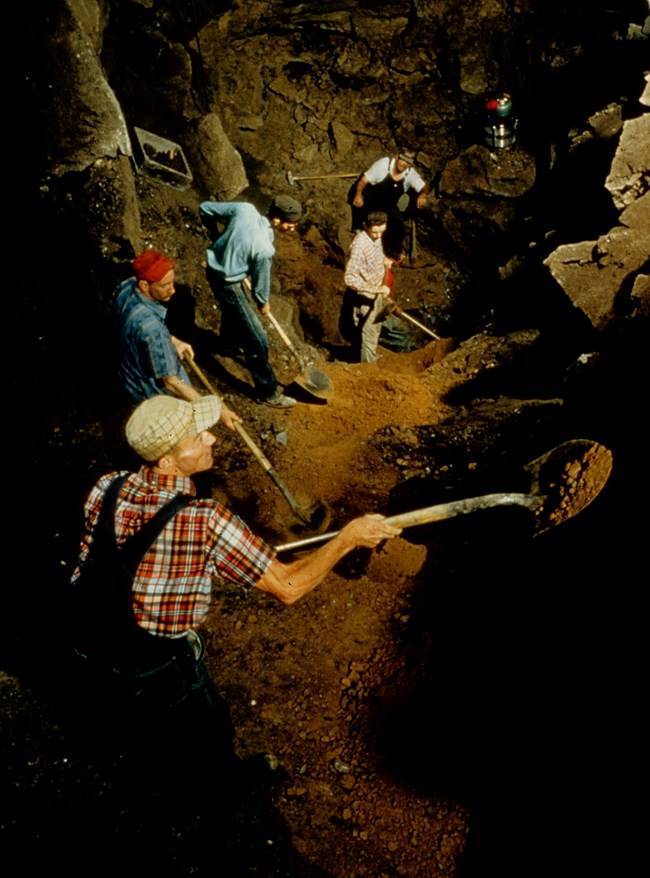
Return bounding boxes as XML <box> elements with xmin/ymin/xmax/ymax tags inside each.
<box><xmin>373</xmin><ymin>324</ymin><xmax>645</xmax><ymax>877</ymax></box>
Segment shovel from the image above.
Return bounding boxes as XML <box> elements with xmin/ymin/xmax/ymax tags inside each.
<box><xmin>274</xmin><ymin>439</ymin><xmax>613</xmax><ymax>552</ymax></box>
<box><xmin>266</xmin><ymin>311</ymin><xmax>332</xmax><ymax>400</ymax></box>
<box><xmin>184</xmin><ymin>355</ymin><xmax>329</xmax><ymax>529</ymax></box>
<box><xmin>242</xmin><ymin>278</ymin><xmax>332</xmax><ymax>401</ymax></box>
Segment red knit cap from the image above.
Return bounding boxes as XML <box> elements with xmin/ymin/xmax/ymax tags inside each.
<box><xmin>132</xmin><ymin>249</ymin><xmax>175</xmax><ymax>283</ymax></box>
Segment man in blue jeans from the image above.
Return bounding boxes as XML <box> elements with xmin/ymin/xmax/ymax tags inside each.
<box><xmin>199</xmin><ymin>196</ymin><xmax>304</xmax><ymax>409</ymax></box>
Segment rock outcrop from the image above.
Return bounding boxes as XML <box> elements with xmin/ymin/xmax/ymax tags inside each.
<box><xmin>41</xmin><ymin>0</ymin><xmax>131</xmax><ymax>175</ymax></box>
<box><xmin>544</xmin><ymin>91</ymin><xmax>649</xmax><ymax>330</ymax></box>
<box><xmin>183</xmin><ymin>113</ymin><xmax>249</xmax><ymax>201</ymax></box>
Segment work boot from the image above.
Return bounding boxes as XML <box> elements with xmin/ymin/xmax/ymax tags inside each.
<box><xmin>262</xmin><ymin>392</ymin><xmax>296</xmax><ymax>409</ymax></box>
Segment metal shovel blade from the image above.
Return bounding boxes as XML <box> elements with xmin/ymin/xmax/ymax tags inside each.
<box><xmin>266</xmin><ymin>311</ymin><xmax>332</xmax><ymax>400</ymax></box>
<box><xmin>523</xmin><ymin>438</ymin><xmax>613</xmax><ymax>535</ymax></box>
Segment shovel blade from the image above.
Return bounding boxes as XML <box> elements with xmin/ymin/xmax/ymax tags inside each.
<box><xmin>524</xmin><ymin>439</ymin><xmax>613</xmax><ymax>535</ymax></box>
<box><xmin>304</xmin><ymin>366</ymin><xmax>331</xmax><ymax>392</ymax></box>
<box><xmin>287</xmin><ymin>384</ymin><xmax>327</xmax><ymax>405</ymax></box>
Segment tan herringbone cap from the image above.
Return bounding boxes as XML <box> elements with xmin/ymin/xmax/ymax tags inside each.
<box><xmin>126</xmin><ymin>395</ymin><xmax>222</xmax><ymax>461</ymax></box>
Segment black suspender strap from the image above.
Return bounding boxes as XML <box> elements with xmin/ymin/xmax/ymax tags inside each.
<box><xmin>95</xmin><ymin>474</ymin><xmax>193</xmax><ymax>574</ymax></box>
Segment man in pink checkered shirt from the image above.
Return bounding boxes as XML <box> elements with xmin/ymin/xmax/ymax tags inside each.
<box><xmin>342</xmin><ymin>211</ymin><xmax>392</xmax><ymax>363</ymax></box>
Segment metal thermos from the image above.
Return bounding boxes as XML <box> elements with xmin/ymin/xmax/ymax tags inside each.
<box><xmin>483</xmin><ymin>93</ymin><xmax>518</xmax><ymax>148</ymax></box>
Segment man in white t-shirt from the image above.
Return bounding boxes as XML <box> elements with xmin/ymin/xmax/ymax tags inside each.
<box><xmin>349</xmin><ymin>148</ymin><xmax>430</xmax><ymax>257</ymax></box>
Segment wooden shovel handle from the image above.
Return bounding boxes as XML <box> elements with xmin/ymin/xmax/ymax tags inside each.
<box><xmin>266</xmin><ymin>311</ymin><xmax>305</xmax><ymax>369</ymax></box>
<box><xmin>184</xmin><ymin>354</ymin><xmax>217</xmax><ymax>395</ymax></box>
<box><xmin>390</xmin><ymin>305</ymin><xmax>440</xmax><ymax>341</ymax></box>
<box><xmin>274</xmin><ymin>493</ymin><xmax>540</xmax><ymax>553</ymax></box>
<box><xmin>183</xmin><ymin>354</ymin><xmax>311</xmax><ymax>523</ymax></box>
<box><xmin>293</xmin><ymin>173</ymin><xmax>358</xmax><ymax>181</ymax></box>
<box><xmin>232</xmin><ymin>421</ymin><xmax>273</xmax><ymax>472</ymax></box>
<box><xmin>231</xmin><ymin>422</ymin><xmax>311</xmax><ymax>523</ymax></box>
<box><xmin>383</xmin><ymin>493</ymin><xmax>539</xmax><ymax>528</ymax></box>
<box><xmin>184</xmin><ymin>355</ymin><xmax>273</xmax><ymax>472</ymax></box>
<box><xmin>241</xmin><ymin>279</ymin><xmax>305</xmax><ymax>369</ymax></box>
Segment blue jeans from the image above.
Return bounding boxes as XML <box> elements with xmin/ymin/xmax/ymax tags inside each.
<box><xmin>207</xmin><ymin>270</ymin><xmax>278</xmax><ymax>399</ymax></box>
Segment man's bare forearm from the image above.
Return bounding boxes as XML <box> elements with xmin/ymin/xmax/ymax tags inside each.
<box><xmin>255</xmin><ymin>515</ymin><xmax>402</xmax><ymax>605</ymax></box>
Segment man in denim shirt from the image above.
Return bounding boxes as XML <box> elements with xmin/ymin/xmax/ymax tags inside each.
<box><xmin>199</xmin><ymin>197</ymin><xmax>303</xmax><ymax>409</ymax></box>
<box><xmin>113</xmin><ymin>248</ymin><xmax>238</xmax><ymax>428</ymax></box>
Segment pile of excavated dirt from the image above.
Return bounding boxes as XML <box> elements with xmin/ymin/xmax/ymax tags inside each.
<box><xmin>172</xmin><ymin>322</ymin><xmax>472</xmax><ymax>877</ymax></box>
<box><xmin>210</xmin><ymin>347</ymin><xmax>451</xmax><ymax>534</ymax></box>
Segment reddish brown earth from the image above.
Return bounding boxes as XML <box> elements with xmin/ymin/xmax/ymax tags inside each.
<box><xmin>203</xmin><ymin>353</ymin><xmax>469</xmax><ymax>878</ymax></box>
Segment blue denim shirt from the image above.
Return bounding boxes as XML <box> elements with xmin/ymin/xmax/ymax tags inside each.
<box><xmin>113</xmin><ymin>278</ymin><xmax>190</xmax><ymax>401</ymax></box>
<box><xmin>199</xmin><ymin>202</ymin><xmax>275</xmax><ymax>306</ymax></box>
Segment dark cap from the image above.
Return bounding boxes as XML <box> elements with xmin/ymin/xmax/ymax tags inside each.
<box><xmin>270</xmin><ymin>195</ymin><xmax>303</xmax><ymax>222</ymax></box>
<box><xmin>397</xmin><ymin>150</ymin><xmax>416</xmax><ymax>165</ymax></box>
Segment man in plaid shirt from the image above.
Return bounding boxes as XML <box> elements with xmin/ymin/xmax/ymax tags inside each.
<box><xmin>343</xmin><ymin>211</ymin><xmax>393</xmax><ymax>363</ymax></box>
<box><xmin>71</xmin><ymin>393</ymin><xmax>401</xmax><ymax>807</ymax></box>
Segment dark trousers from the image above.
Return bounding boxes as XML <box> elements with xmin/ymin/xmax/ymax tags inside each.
<box><xmin>206</xmin><ymin>269</ymin><xmax>279</xmax><ymax>400</ymax></box>
<box><xmin>72</xmin><ymin>632</ymin><xmax>239</xmax><ymax>808</ymax></box>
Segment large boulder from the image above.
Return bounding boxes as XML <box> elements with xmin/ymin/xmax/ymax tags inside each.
<box><xmin>42</xmin><ymin>0</ymin><xmax>131</xmax><ymax>175</ymax></box>
<box><xmin>433</xmin><ymin>144</ymin><xmax>536</xmax><ymax>255</ymax></box>
<box><xmin>543</xmin><ymin>191</ymin><xmax>650</xmax><ymax>329</ymax></box>
<box><xmin>183</xmin><ymin>114</ymin><xmax>249</xmax><ymax>200</ymax></box>
<box><xmin>545</xmin><ymin>85</ymin><xmax>650</xmax><ymax>330</ymax></box>
<box><xmin>78</xmin><ymin>155</ymin><xmax>142</xmax><ymax>273</ymax></box>
<box><xmin>439</xmin><ymin>144</ymin><xmax>536</xmax><ymax>200</ymax></box>
<box><xmin>605</xmin><ymin>114</ymin><xmax>650</xmax><ymax>210</ymax></box>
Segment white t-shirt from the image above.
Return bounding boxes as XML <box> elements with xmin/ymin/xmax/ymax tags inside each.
<box><xmin>364</xmin><ymin>157</ymin><xmax>426</xmax><ymax>193</ymax></box>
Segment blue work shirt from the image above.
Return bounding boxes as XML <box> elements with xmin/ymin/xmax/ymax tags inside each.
<box><xmin>199</xmin><ymin>202</ymin><xmax>275</xmax><ymax>307</ymax></box>
<box><xmin>113</xmin><ymin>278</ymin><xmax>190</xmax><ymax>401</ymax></box>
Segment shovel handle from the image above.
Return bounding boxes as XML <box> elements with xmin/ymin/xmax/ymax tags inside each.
<box><xmin>391</xmin><ymin>305</ymin><xmax>440</xmax><ymax>341</ymax></box>
<box><xmin>291</xmin><ymin>173</ymin><xmax>358</xmax><ymax>182</ymax></box>
<box><xmin>266</xmin><ymin>311</ymin><xmax>306</xmax><ymax>369</ymax></box>
<box><xmin>232</xmin><ymin>421</ymin><xmax>273</xmax><ymax>473</ymax></box>
<box><xmin>233</xmin><ymin>423</ymin><xmax>312</xmax><ymax>525</ymax></box>
<box><xmin>383</xmin><ymin>493</ymin><xmax>539</xmax><ymax>527</ymax></box>
<box><xmin>183</xmin><ymin>354</ymin><xmax>275</xmax><ymax>478</ymax></box>
<box><xmin>184</xmin><ymin>354</ymin><xmax>218</xmax><ymax>395</ymax></box>
<box><xmin>274</xmin><ymin>493</ymin><xmax>540</xmax><ymax>553</ymax></box>
<box><xmin>242</xmin><ymin>278</ymin><xmax>306</xmax><ymax>369</ymax></box>
<box><xmin>183</xmin><ymin>354</ymin><xmax>311</xmax><ymax>524</ymax></box>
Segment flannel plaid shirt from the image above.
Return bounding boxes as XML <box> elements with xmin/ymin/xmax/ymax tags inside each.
<box><xmin>71</xmin><ymin>466</ymin><xmax>275</xmax><ymax>638</ymax></box>
<box><xmin>344</xmin><ymin>230</ymin><xmax>385</xmax><ymax>297</ymax></box>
